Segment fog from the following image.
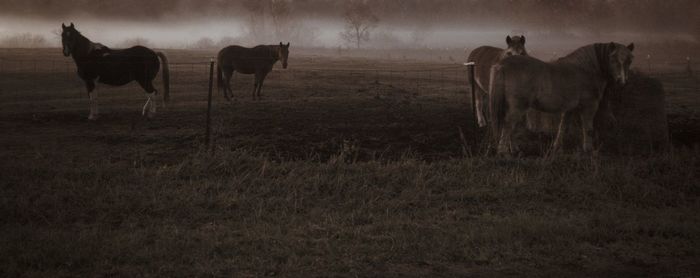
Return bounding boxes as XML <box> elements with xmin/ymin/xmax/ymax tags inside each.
<box><xmin>1</xmin><ymin>0</ymin><xmax>698</xmax><ymax>50</ymax></box>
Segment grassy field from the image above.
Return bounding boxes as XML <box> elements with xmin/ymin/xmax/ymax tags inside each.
<box><xmin>1</xmin><ymin>48</ymin><xmax>699</xmax><ymax>277</ymax></box>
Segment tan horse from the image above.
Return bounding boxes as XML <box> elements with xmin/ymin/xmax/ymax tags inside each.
<box><xmin>217</xmin><ymin>43</ymin><xmax>290</xmax><ymax>101</ymax></box>
<box><xmin>467</xmin><ymin>35</ymin><xmax>527</xmax><ymax>127</ymax></box>
<box><xmin>489</xmin><ymin>42</ymin><xmax>635</xmax><ymax>154</ymax></box>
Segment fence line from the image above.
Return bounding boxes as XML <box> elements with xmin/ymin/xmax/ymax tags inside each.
<box><xmin>0</xmin><ymin>57</ymin><xmax>696</xmax><ymax>99</ymax></box>
<box><xmin>1</xmin><ymin>57</ymin><xmax>695</xmax><ymax>76</ymax></box>
<box><xmin>1</xmin><ymin>56</ymin><xmax>695</xmax><ymax>73</ymax></box>
<box><xmin>0</xmin><ymin>58</ymin><xmax>471</xmax><ymax>96</ymax></box>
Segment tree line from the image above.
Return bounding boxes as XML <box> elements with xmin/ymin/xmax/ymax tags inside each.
<box><xmin>1</xmin><ymin>0</ymin><xmax>698</xmax><ymax>48</ymax></box>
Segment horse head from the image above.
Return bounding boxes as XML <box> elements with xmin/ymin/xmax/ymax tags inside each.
<box><xmin>61</xmin><ymin>23</ymin><xmax>78</xmax><ymax>57</ymax></box>
<box><xmin>504</xmin><ymin>35</ymin><xmax>527</xmax><ymax>57</ymax></box>
<box><xmin>279</xmin><ymin>42</ymin><xmax>290</xmax><ymax>69</ymax></box>
<box><xmin>606</xmin><ymin>42</ymin><xmax>635</xmax><ymax>86</ymax></box>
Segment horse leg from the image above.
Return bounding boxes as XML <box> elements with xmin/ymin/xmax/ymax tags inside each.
<box><xmin>579</xmin><ymin>106</ymin><xmax>599</xmax><ymax>153</ymax></box>
<box><xmin>256</xmin><ymin>72</ymin><xmax>269</xmax><ymax>99</ymax></box>
<box><xmin>251</xmin><ymin>78</ymin><xmax>259</xmax><ymax>101</ymax></box>
<box><xmin>86</xmin><ymin>80</ymin><xmax>98</xmax><ymax>120</ymax></box>
<box><xmin>138</xmin><ymin>80</ymin><xmax>158</xmax><ymax>118</ymax></box>
<box><xmin>498</xmin><ymin>109</ymin><xmax>526</xmax><ymax>155</ymax></box>
<box><xmin>252</xmin><ymin>73</ymin><xmax>262</xmax><ymax>101</ymax></box>
<box><xmin>224</xmin><ymin>68</ymin><xmax>234</xmax><ymax>101</ymax></box>
<box><xmin>552</xmin><ymin>111</ymin><xmax>570</xmax><ymax>151</ymax></box>
<box><xmin>475</xmin><ymin>87</ymin><xmax>488</xmax><ymax>127</ymax></box>
<box><xmin>505</xmin><ymin>109</ymin><xmax>527</xmax><ymax>155</ymax></box>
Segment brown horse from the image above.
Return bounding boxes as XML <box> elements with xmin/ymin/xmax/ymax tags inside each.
<box><xmin>61</xmin><ymin>23</ymin><xmax>170</xmax><ymax>120</ymax></box>
<box><xmin>489</xmin><ymin>42</ymin><xmax>634</xmax><ymax>154</ymax></box>
<box><xmin>217</xmin><ymin>43</ymin><xmax>290</xmax><ymax>101</ymax></box>
<box><xmin>467</xmin><ymin>35</ymin><xmax>527</xmax><ymax>127</ymax></box>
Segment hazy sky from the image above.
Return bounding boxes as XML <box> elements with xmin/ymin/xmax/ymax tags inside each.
<box><xmin>1</xmin><ymin>0</ymin><xmax>698</xmax><ymax>49</ymax></box>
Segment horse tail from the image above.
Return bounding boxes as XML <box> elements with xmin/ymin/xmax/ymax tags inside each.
<box><xmin>156</xmin><ymin>52</ymin><xmax>170</xmax><ymax>103</ymax></box>
<box><xmin>488</xmin><ymin>64</ymin><xmax>506</xmax><ymax>141</ymax></box>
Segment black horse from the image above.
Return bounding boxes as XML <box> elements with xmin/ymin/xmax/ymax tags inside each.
<box><xmin>217</xmin><ymin>43</ymin><xmax>290</xmax><ymax>101</ymax></box>
<box><xmin>61</xmin><ymin>23</ymin><xmax>170</xmax><ymax>120</ymax></box>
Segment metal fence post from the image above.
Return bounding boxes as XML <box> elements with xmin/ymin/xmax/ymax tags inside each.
<box><xmin>206</xmin><ymin>58</ymin><xmax>215</xmax><ymax>148</ymax></box>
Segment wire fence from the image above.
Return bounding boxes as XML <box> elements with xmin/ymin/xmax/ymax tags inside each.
<box><xmin>0</xmin><ymin>56</ymin><xmax>696</xmax><ymax>100</ymax></box>
<box><xmin>0</xmin><ymin>57</ymin><xmax>472</xmax><ymax>102</ymax></box>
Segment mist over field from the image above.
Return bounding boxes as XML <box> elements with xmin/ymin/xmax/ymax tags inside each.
<box><xmin>2</xmin><ymin>1</ymin><xmax>700</xmax><ymax>277</ymax></box>
<box><xmin>1</xmin><ymin>0</ymin><xmax>698</xmax><ymax>49</ymax></box>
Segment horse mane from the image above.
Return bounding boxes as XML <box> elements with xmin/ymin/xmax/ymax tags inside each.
<box><xmin>68</xmin><ymin>29</ymin><xmax>111</xmax><ymax>60</ymax></box>
<box><xmin>555</xmin><ymin>43</ymin><xmax>615</xmax><ymax>78</ymax></box>
<box><xmin>265</xmin><ymin>45</ymin><xmax>281</xmax><ymax>60</ymax></box>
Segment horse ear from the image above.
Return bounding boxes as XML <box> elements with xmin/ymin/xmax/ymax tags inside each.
<box><xmin>280</xmin><ymin>42</ymin><xmax>283</xmax><ymax>47</ymax></box>
<box><xmin>627</xmin><ymin>43</ymin><xmax>635</xmax><ymax>52</ymax></box>
<box><xmin>506</xmin><ymin>36</ymin><xmax>512</xmax><ymax>46</ymax></box>
<box><xmin>286</xmin><ymin>42</ymin><xmax>290</xmax><ymax>47</ymax></box>
<box><xmin>62</xmin><ymin>23</ymin><xmax>66</xmax><ymax>29</ymax></box>
<box><xmin>70</xmin><ymin>23</ymin><xmax>74</xmax><ymax>28</ymax></box>
<box><xmin>521</xmin><ymin>36</ymin><xmax>525</xmax><ymax>45</ymax></box>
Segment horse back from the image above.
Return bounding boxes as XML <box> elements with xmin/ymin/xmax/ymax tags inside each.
<box><xmin>96</xmin><ymin>46</ymin><xmax>160</xmax><ymax>85</ymax></box>
<box><xmin>109</xmin><ymin>46</ymin><xmax>157</xmax><ymax>58</ymax></box>
<box><xmin>468</xmin><ymin>46</ymin><xmax>504</xmax><ymax>91</ymax></box>
<box><xmin>498</xmin><ymin>55</ymin><xmax>604</xmax><ymax>112</ymax></box>
<box><xmin>218</xmin><ymin>45</ymin><xmax>275</xmax><ymax>74</ymax></box>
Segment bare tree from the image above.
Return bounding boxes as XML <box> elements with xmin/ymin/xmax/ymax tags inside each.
<box><xmin>339</xmin><ymin>0</ymin><xmax>379</xmax><ymax>49</ymax></box>
<box><xmin>242</xmin><ymin>0</ymin><xmax>271</xmax><ymax>41</ymax></box>
<box><xmin>270</xmin><ymin>0</ymin><xmax>292</xmax><ymax>39</ymax></box>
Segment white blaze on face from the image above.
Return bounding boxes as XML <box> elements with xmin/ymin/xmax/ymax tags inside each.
<box><xmin>619</xmin><ymin>56</ymin><xmax>627</xmax><ymax>85</ymax></box>
<box><xmin>611</xmin><ymin>49</ymin><xmax>629</xmax><ymax>86</ymax></box>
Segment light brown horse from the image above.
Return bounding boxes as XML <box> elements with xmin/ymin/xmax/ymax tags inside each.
<box><xmin>489</xmin><ymin>42</ymin><xmax>634</xmax><ymax>154</ymax></box>
<box><xmin>467</xmin><ymin>35</ymin><xmax>527</xmax><ymax>127</ymax></box>
<box><xmin>217</xmin><ymin>43</ymin><xmax>290</xmax><ymax>101</ymax></box>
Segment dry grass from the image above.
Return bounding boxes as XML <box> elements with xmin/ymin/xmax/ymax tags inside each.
<box><xmin>1</xmin><ymin>48</ymin><xmax>699</xmax><ymax>277</ymax></box>
<box><xmin>2</xmin><ymin>148</ymin><xmax>699</xmax><ymax>277</ymax></box>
